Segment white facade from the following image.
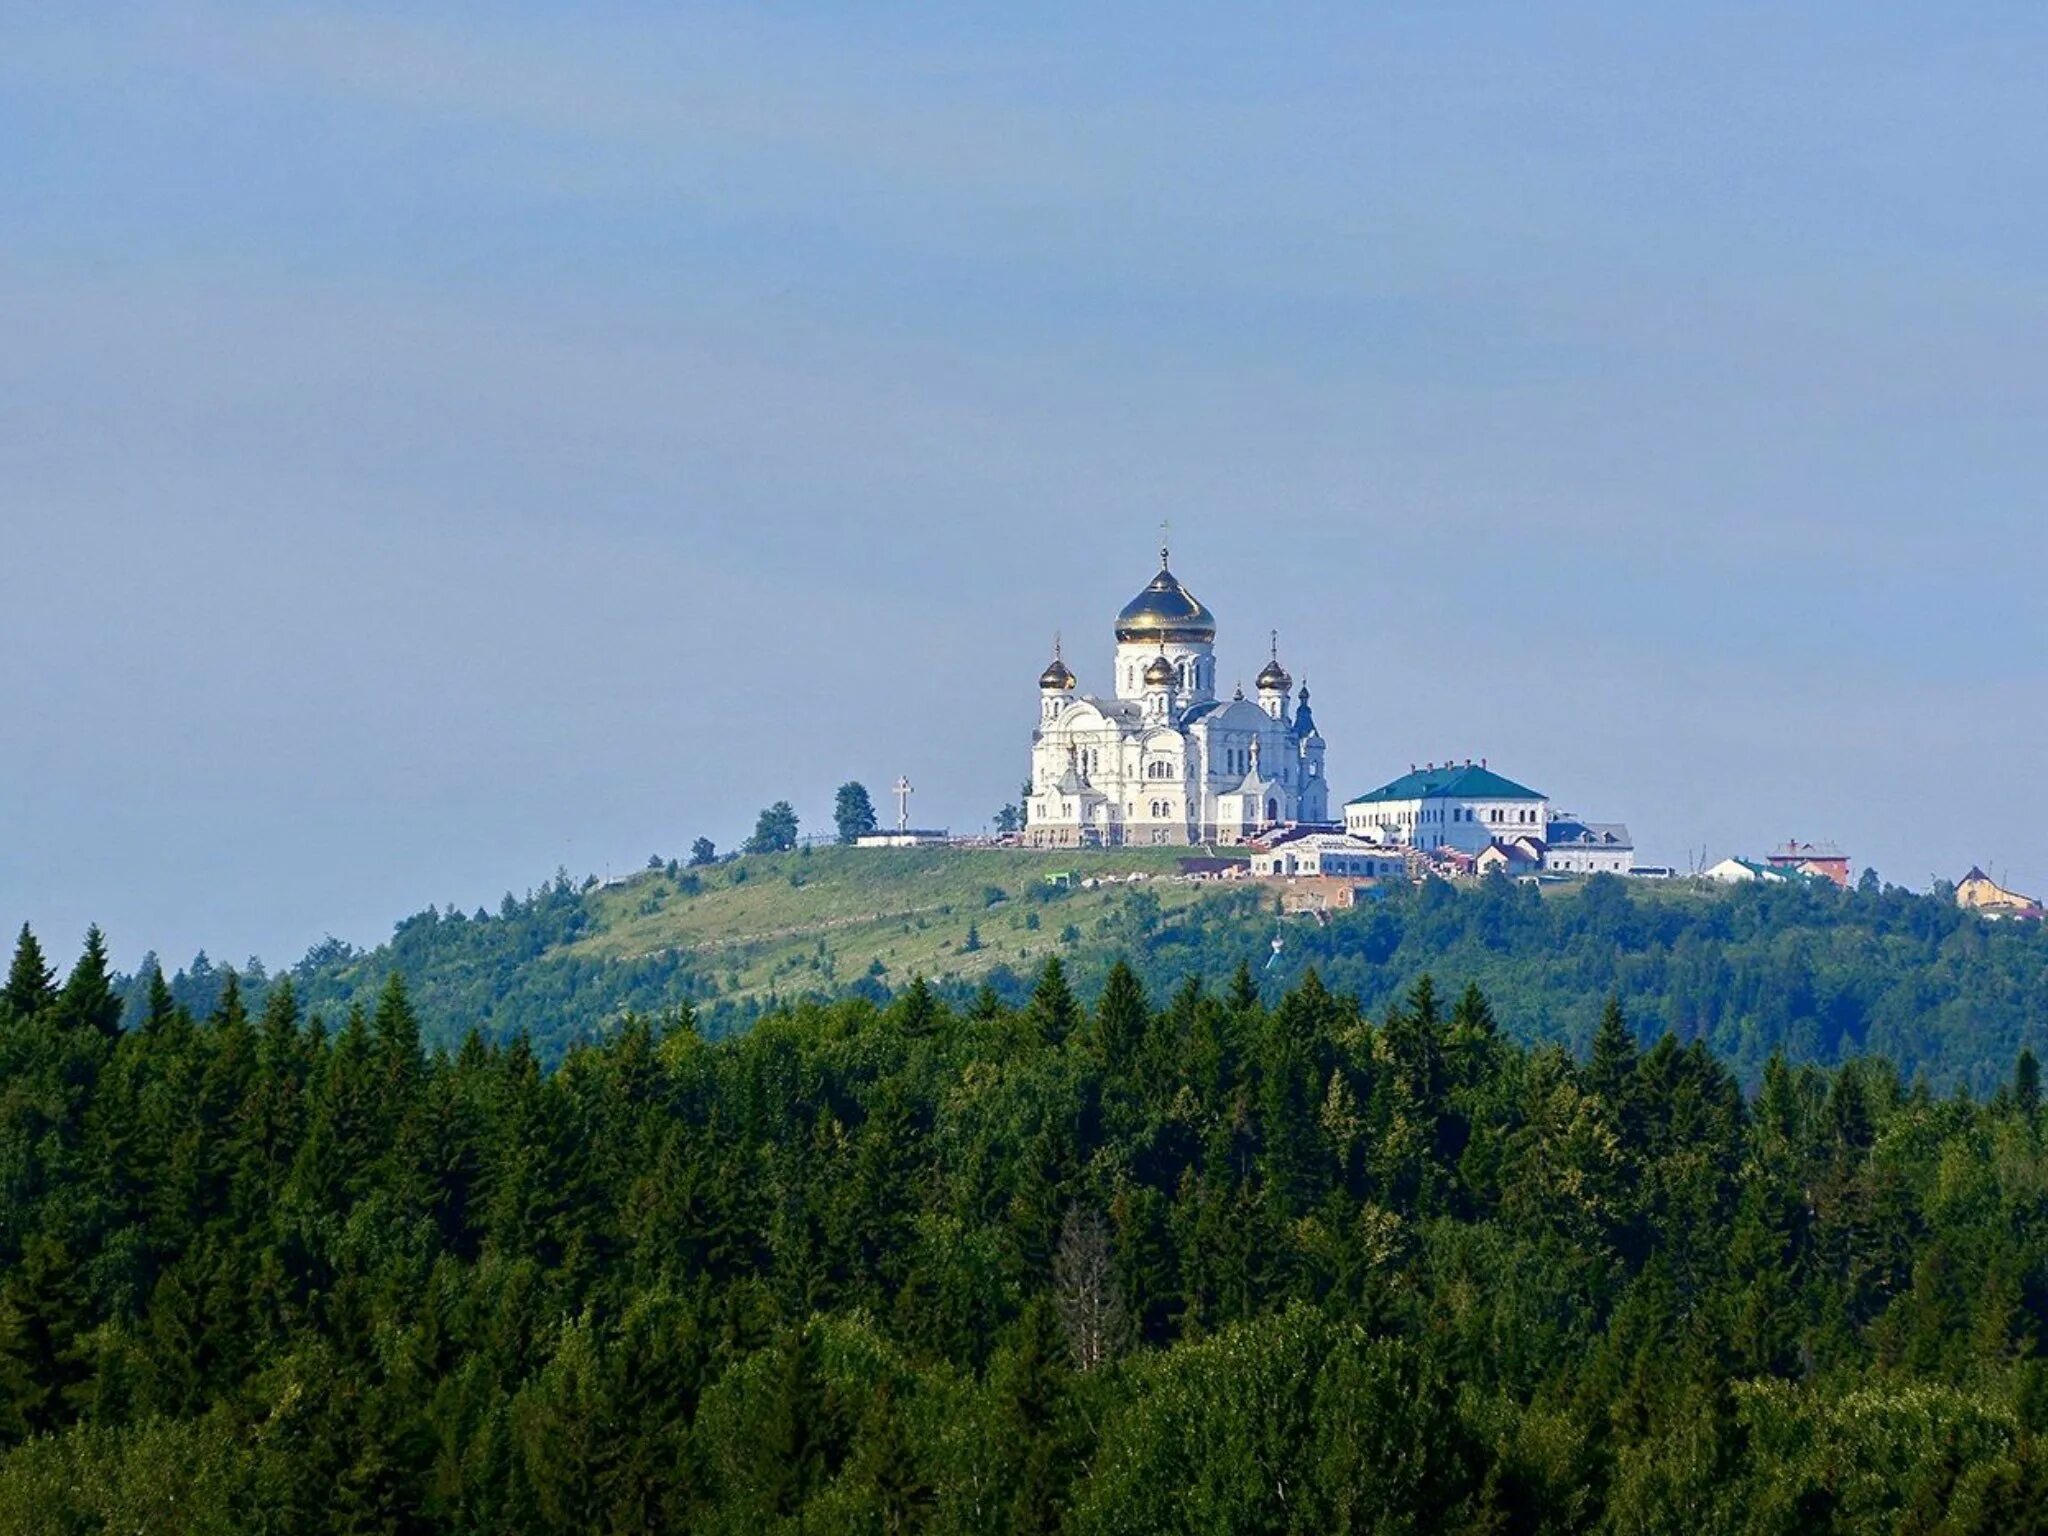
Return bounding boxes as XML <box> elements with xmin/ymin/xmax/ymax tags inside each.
<box><xmin>1251</xmin><ymin>835</ymin><xmax>1407</xmax><ymax>879</ymax></box>
<box><xmin>1704</xmin><ymin>857</ymin><xmax>1775</xmax><ymax>883</ymax></box>
<box><xmin>1026</xmin><ymin>551</ymin><xmax>1329</xmax><ymax>847</ymax></box>
<box><xmin>1543</xmin><ymin>817</ymin><xmax>1634</xmax><ymax>875</ymax></box>
<box><xmin>854</xmin><ymin>831</ymin><xmax>949</xmax><ymax>848</ymax></box>
<box><xmin>1344</xmin><ymin>763</ymin><xmax>1549</xmax><ymax>852</ymax></box>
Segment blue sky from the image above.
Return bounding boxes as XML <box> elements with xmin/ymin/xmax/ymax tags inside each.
<box><xmin>3</xmin><ymin>4</ymin><xmax>2045</xmax><ymax>971</ymax></box>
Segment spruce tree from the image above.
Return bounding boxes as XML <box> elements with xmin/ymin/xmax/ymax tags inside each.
<box><xmin>2</xmin><ymin>924</ymin><xmax>55</xmax><ymax>1021</ymax></box>
<box><xmin>1227</xmin><ymin>959</ymin><xmax>1261</xmax><ymax>1015</ymax></box>
<box><xmin>1091</xmin><ymin>960</ymin><xmax>1147</xmax><ymax>1073</ymax></box>
<box><xmin>1444</xmin><ymin>980</ymin><xmax>1503</xmax><ymax>1107</ymax></box>
<box><xmin>1586</xmin><ymin>995</ymin><xmax>1639</xmax><ymax>1108</ymax></box>
<box><xmin>141</xmin><ymin>963</ymin><xmax>177</xmax><ymax>1035</ymax></box>
<box><xmin>895</xmin><ymin>975</ymin><xmax>939</xmax><ymax>1037</ymax></box>
<box><xmin>55</xmin><ymin>925</ymin><xmax>122</xmax><ymax>1041</ymax></box>
<box><xmin>833</xmin><ymin>781</ymin><xmax>879</xmax><ymax>844</ymax></box>
<box><xmin>371</xmin><ymin>971</ymin><xmax>423</xmax><ymax>1100</ymax></box>
<box><xmin>2016</xmin><ymin>1047</ymin><xmax>2041</xmax><ymax>1119</ymax></box>
<box><xmin>1028</xmin><ymin>956</ymin><xmax>1079</xmax><ymax>1046</ymax></box>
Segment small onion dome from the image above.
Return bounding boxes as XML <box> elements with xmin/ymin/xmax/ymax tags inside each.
<box><xmin>1293</xmin><ymin>681</ymin><xmax>1319</xmax><ymax>738</ymax></box>
<box><xmin>1256</xmin><ymin>656</ymin><xmax>1292</xmax><ymax>692</ymax></box>
<box><xmin>1039</xmin><ymin>655</ymin><xmax>1076</xmax><ymax>690</ymax></box>
<box><xmin>1143</xmin><ymin>654</ymin><xmax>1177</xmax><ymax>688</ymax></box>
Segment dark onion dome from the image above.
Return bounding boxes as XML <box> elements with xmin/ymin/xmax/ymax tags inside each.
<box><xmin>1115</xmin><ymin>551</ymin><xmax>1216</xmax><ymax>643</ymax></box>
<box><xmin>1256</xmin><ymin>657</ymin><xmax>1292</xmax><ymax>692</ymax></box>
<box><xmin>1038</xmin><ymin>633</ymin><xmax>1076</xmax><ymax>690</ymax></box>
<box><xmin>1293</xmin><ymin>681</ymin><xmax>1319</xmax><ymax>738</ymax></box>
<box><xmin>1143</xmin><ymin>653</ymin><xmax>1177</xmax><ymax>688</ymax></box>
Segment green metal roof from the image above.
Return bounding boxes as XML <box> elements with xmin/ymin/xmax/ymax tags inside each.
<box><xmin>1346</xmin><ymin>764</ymin><xmax>1545</xmax><ymax>806</ymax></box>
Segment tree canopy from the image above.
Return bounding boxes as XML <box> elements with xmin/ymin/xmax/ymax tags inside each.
<box><xmin>743</xmin><ymin>801</ymin><xmax>801</xmax><ymax>855</ymax></box>
<box><xmin>0</xmin><ymin>920</ymin><xmax>2044</xmax><ymax>1530</ymax></box>
<box><xmin>834</xmin><ymin>781</ymin><xmax>879</xmax><ymax>844</ymax></box>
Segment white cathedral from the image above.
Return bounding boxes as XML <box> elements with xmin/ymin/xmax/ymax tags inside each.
<box><xmin>1025</xmin><ymin>548</ymin><xmax>1328</xmax><ymax>846</ymax></box>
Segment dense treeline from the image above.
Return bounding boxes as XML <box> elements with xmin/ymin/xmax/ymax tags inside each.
<box><xmin>4</xmin><ymin>921</ymin><xmax>2046</xmax><ymax>1532</ymax></box>
<box><xmin>143</xmin><ymin>863</ymin><xmax>2048</xmax><ymax>1091</ymax></box>
<box><xmin>1138</xmin><ymin>873</ymin><xmax>2048</xmax><ymax>1095</ymax></box>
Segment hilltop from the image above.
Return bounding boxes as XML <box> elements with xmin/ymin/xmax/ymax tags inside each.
<box><xmin>121</xmin><ymin>847</ymin><xmax>2048</xmax><ymax>1093</ymax></box>
<box><xmin>189</xmin><ymin>846</ymin><xmax>1269</xmax><ymax>1058</ymax></box>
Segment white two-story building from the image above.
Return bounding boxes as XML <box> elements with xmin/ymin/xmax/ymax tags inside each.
<box><xmin>1344</xmin><ymin>762</ymin><xmax>1549</xmax><ymax>852</ymax></box>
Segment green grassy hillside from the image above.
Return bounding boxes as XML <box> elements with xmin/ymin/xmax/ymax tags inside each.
<box><xmin>573</xmin><ymin>845</ymin><xmax>1228</xmax><ymax>1001</ymax></box>
<box><xmin>211</xmin><ymin>844</ymin><xmax>1270</xmax><ymax>1058</ymax></box>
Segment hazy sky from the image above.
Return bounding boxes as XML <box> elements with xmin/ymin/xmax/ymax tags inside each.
<box><xmin>4</xmin><ymin>4</ymin><xmax>2046</xmax><ymax>972</ymax></box>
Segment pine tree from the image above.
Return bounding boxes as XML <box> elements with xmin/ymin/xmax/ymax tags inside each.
<box><xmin>141</xmin><ymin>963</ymin><xmax>177</xmax><ymax>1034</ymax></box>
<box><xmin>2016</xmin><ymin>1047</ymin><xmax>2041</xmax><ymax>1119</ymax></box>
<box><xmin>833</xmin><ymin>781</ymin><xmax>879</xmax><ymax>844</ymax></box>
<box><xmin>1228</xmin><ymin>959</ymin><xmax>1261</xmax><ymax>1015</ymax></box>
<box><xmin>1586</xmin><ymin>995</ymin><xmax>1639</xmax><ymax>1108</ymax></box>
<box><xmin>743</xmin><ymin>801</ymin><xmax>801</xmax><ymax>854</ymax></box>
<box><xmin>1028</xmin><ymin>956</ymin><xmax>1079</xmax><ymax>1046</ymax></box>
<box><xmin>1445</xmin><ymin>981</ymin><xmax>1501</xmax><ymax>1091</ymax></box>
<box><xmin>238</xmin><ymin>979</ymin><xmax>309</xmax><ymax>1214</ymax></box>
<box><xmin>55</xmin><ymin>925</ymin><xmax>121</xmax><ymax>1041</ymax></box>
<box><xmin>894</xmin><ymin>975</ymin><xmax>940</xmax><ymax>1037</ymax></box>
<box><xmin>1</xmin><ymin>925</ymin><xmax>55</xmax><ymax>1020</ymax></box>
<box><xmin>0</xmin><ymin>1234</ymin><xmax>87</xmax><ymax>1439</ymax></box>
<box><xmin>1091</xmin><ymin>960</ymin><xmax>1147</xmax><ymax>1073</ymax></box>
<box><xmin>291</xmin><ymin>1004</ymin><xmax>380</xmax><ymax>1211</ymax></box>
<box><xmin>994</xmin><ymin>1298</ymin><xmax>1079</xmax><ymax>1536</ymax></box>
<box><xmin>371</xmin><ymin>971</ymin><xmax>423</xmax><ymax>1102</ymax></box>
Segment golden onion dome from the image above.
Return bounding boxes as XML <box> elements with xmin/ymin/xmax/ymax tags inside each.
<box><xmin>1143</xmin><ymin>654</ymin><xmax>1177</xmax><ymax>688</ymax></box>
<box><xmin>1115</xmin><ymin>551</ymin><xmax>1216</xmax><ymax>643</ymax></box>
<box><xmin>1256</xmin><ymin>657</ymin><xmax>1292</xmax><ymax>692</ymax></box>
<box><xmin>1038</xmin><ymin>634</ymin><xmax>1077</xmax><ymax>691</ymax></box>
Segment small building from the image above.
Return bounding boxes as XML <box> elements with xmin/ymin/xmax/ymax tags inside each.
<box><xmin>1250</xmin><ymin>833</ymin><xmax>1408</xmax><ymax>880</ymax></box>
<box><xmin>1344</xmin><ymin>761</ymin><xmax>1549</xmax><ymax>852</ymax></box>
<box><xmin>1476</xmin><ymin>837</ymin><xmax>1546</xmax><ymax>878</ymax></box>
<box><xmin>1705</xmin><ymin>856</ymin><xmax>1830</xmax><ymax>886</ymax></box>
<box><xmin>1704</xmin><ymin>857</ymin><xmax>1776</xmax><ymax>884</ymax></box>
<box><xmin>1766</xmin><ymin>840</ymin><xmax>1850</xmax><ymax>888</ymax></box>
<box><xmin>1956</xmin><ymin>867</ymin><xmax>2044</xmax><ymax>920</ymax></box>
<box><xmin>1543</xmin><ymin>816</ymin><xmax>1633</xmax><ymax>875</ymax></box>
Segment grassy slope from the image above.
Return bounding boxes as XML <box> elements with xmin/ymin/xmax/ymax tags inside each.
<box><xmin>575</xmin><ymin>845</ymin><xmax>1232</xmax><ymax>1007</ymax></box>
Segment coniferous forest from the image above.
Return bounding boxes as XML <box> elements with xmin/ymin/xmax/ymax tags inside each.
<box><xmin>4</xmin><ymin>920</ymin><xmax>2048</xmax><ymax>1533</ymax></box>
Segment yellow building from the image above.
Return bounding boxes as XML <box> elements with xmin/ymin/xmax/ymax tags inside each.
<box><xmin>1956</xmin><ymin>866</ymin><xmax>2041</xmax><ymax>917</ymax></box>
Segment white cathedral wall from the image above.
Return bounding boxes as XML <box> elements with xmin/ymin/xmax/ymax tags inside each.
<box><xmin>1029</xmin><ymin>635</ymin><xmax>1321</xmax><ymax>845</ymax></box>
<box><xmin>1113</xmin><ymin>641</ymin><xmax>1215</xmax><ymax>702</ymax></box>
